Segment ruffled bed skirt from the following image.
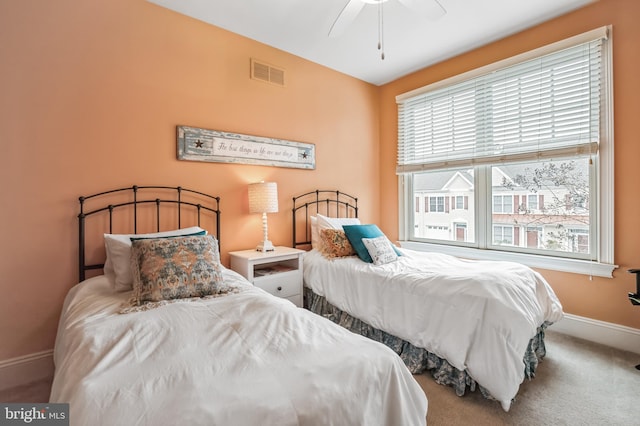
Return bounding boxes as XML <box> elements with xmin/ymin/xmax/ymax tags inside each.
<box><xmin>304</xmin><ymin>286</ymin><xmax>549</xmax><ymax>402</ymax></box>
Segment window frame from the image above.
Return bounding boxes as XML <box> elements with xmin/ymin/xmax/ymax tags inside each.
<box><xmin>396</xmin><ymin>27</ymin><xmax>616</xmax><ymax>278</ymax></box>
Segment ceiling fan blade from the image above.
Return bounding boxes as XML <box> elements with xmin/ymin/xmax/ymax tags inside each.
<box><xmin>397</xmin><ymin>0</ymin><xmax>446</xmax><ymax>20</ymax></box>
<box><xmin>328</xmin><ymin>0</ymin><xmax>366</xmax><ymax>38</ymax></box>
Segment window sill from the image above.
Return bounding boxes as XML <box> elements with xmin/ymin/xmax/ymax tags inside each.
<box><xmin>398</xmin><ymin>241</ymin><xmax>618</xmax><ymax>278</ymax></box>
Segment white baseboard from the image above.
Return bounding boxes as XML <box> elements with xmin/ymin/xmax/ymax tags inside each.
<box><xmin>550</xmin><ymin>313</ymin><xmax>640</xmax><ymax>355</ymax></box>
<box><xmin>0</xmin><ymin>314</ymin><xmax>637</xmax><ymax>391</ymax></box>
<box><xmin>0</xmin><ymin>350</ymin><xmax>54</xmax><ymax>392</ymax></box>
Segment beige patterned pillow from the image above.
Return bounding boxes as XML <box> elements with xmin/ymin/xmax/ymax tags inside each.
<box><xmin>130</xmin><ymin>235</ymin><xmax>226</xmax><ymax>305</ymax></box>
<box><xmin>319</xmin><ymin>229</ymin><xmax>356</xmax><ymax>258</ymax></box>
<box><xmin>310</xmin><ymin>214</ymin><xmax>361</xmax><ymax>251</ymax></box>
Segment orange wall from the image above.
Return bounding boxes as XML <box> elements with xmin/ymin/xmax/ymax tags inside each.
<box><xmin>380</xmin><ymin>0</ymin><xmax>640</xmax><ymax>330</ymax></box>
<box><xmin>0</xmin><ymin>0</ymin><xmax>380</xmax><ymax>360</ymax></box>
<box><xmin>1</xmin><ymin>0</ymin><xmax>639</xmax><ymax>364</ymax></box>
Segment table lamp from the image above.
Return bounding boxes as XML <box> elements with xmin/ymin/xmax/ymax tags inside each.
<box><xmin>248</xmin><ymin>181</ymin><xmax>278</xmax><ymax>252</ymax></box>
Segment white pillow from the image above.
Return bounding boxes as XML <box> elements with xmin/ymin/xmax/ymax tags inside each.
<box><xmin>362</xmin><ymin>236</ymin><xmax>399</xmax><ymax>265</ymax></box>
<box><xmin>313</xmin><ymin>214</ymin><xmax>361</xmax><ymax>251</ymax></box>
<box><xmin>310</xmin><ymin>216</ymin><xmax>319</xmax><ymax>249</ymax></box>
<box><xmin>104</xmin><ymin>226</ymin><xmax>207</xmax><ymax>292</ymax></box>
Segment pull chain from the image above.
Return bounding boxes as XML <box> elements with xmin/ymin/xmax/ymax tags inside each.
<box><xmin>377</xmin><ymin>0</ymin><xmax>385</xmax><ymax>60</ymax></box>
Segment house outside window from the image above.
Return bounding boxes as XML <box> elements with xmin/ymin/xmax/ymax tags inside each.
<box><xmin>493</xmin><ymin>195</ymin><xmax>513</xmax><ymax>214</ymax></box>
<box><xmin>569</xmin><ymin>228</ymin><xmax>590</xmax><ymax>254</ymax></box>
<box><xmin>429</xmin><ymin>196</ymin><xmax>445</xmax><ymax>213</ymax></box>
<box><xmin>493</xmin><ymin>225</ymin><xmax>514</xmax><ymax>246</ymax></box>
<box><xmin>454</xmin><ymin>222</ymin><xmax>467</xmax><ymax>242</ymax></box>
<box><xmin>526</xmin><ymin>226</ymin><xmax>542</xmax><ymax>249</ymax></box>
<box><xmin>396</xmin><ymin>27</ymin><xmax>615</xmax><ymax>277</ymax></box>
<box><xmin>455</xmin><ymin>196</ymin><xmax>467</xmax><ymax>210</ymax></box>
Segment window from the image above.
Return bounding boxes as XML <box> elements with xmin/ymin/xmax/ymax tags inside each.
<box><xmin>397</xmin><ymin>27</ymin><xmax>615</xmax><ymax>277</ymax></box>
<box><xmin>429</xmin><ymin>196</ymin><xmax>445</xmax><ymax>213</ymax></box>
<box><xmin>455</xmin><ymin>196</ymin><xmax>467</xmax><ymax>210</ymax></box>
<box><xmin>493</xmin><ymin>225</ymin><xmax>514</xmax><ymax>245</ymax></box>
<box><xmin>493</xmin><ymin>195</ymin><xmax>513</xmax><ymax>214</ymax></box>
<box><xmin>569</xmin><ymin>228</ymin><xmax>590</xmax><ymax>253</ymax></box>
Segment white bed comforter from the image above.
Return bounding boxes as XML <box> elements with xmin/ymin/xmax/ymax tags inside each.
<box><xmin>304</xmin><ymin>249</ymin><xmax>564</xmax><ymax>411</ymax></box>
<box><xmin>50</xmin><ymin>269</ymin><xmax>427</xmax><ymax>426</ymax></box>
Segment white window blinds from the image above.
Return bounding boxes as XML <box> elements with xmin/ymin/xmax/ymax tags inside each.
<box><xmin>397</xmin><ymin>28</ymin><xmax>608</xmax><ymax>173</ymax></box>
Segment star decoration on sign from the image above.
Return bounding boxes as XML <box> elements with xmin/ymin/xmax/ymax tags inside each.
<box><xmin>195</xmin><ymin>139</ymin><xmax>203</xmax><ymax>148</ymax></box>
<box><xmin>301</xmin><ymin>151</ymin><xmax>308</xmax><ymax>159</ymax></box>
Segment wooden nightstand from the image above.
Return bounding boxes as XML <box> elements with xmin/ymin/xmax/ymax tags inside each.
<box><xmin>229</xmin><ymin>246</ymin><xmax>305</xmax><ymax>307</ymax></box>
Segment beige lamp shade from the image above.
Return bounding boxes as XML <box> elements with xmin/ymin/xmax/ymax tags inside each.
<box><xmin>248</xmin><ymin>182</ymin><xmax>278</xmax><ymax>251</ymax></box>
<box><xmin>248</xmin><ymin>182</ymin><xmax>279</xmax><ymax>214</ymax></box>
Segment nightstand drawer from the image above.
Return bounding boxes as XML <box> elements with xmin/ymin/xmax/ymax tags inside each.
<box><xmin>255</xmin><ymin>272</ymin><xmax>301</xmax><ymax>298</ymax></box>
<box><xmin>228</xmin><ymin>246</ymin><xmax>304</xmax><ymax>307</ymax></box>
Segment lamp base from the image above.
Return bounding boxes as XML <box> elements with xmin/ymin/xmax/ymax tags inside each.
<box><xmin>256</xmin><ymin>240</ymin><xmax>275</xmax><ymax>252</ymax></box>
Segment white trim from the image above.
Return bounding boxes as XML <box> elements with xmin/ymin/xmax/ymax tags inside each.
<box><xmin>551</xmin><ymin>313</ymin><xmax>640</xmax><ymax>355</ymax></box>
<box><xmin>0</xmin><ymin>350</ymin><xmax>54</xmax><ymax>392</ymax></box>
<box><xmin>399</xmin><ymin>241</ymin><xmax>618</xmax><ymax>278</ymax></box>
<box><xmin>398</xmin><ymin>175</ymin><xmax>409</xmax><ymax>241</ymax></box>
<box><xmin>599</xmin><ymin>27</ymin><xmax>615</xmax><ymax>265</ymax></box>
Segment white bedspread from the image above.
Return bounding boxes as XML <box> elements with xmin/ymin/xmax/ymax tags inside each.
<box><xmin>303</xmin><ymin>249</ymin><xmax>564</xmax><ymax>411</ymax></box>
<box><xmin>50</xmin><ymin>270</ymin><xmax>427</xmax><ymax>426</ymax></box>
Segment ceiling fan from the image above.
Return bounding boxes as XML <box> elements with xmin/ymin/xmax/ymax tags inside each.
<box><xmin>328</xmin><ymin>0</ymin><xmax>447</xmax><ymax>39</ymax></box>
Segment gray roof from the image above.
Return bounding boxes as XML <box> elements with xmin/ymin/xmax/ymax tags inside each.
<box><xmin>413</xmin><ymin>159</ymin><xmax>589</xmax><ymax>192</ymax></box>
<box><xmin>414</xmin><ymin>169</ymin><xmax>473</xmax><ymax>191</ymax></box>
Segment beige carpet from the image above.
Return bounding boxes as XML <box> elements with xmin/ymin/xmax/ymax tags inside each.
<box><xmin>421</xmin><ymin>330</ymin><xmax>639</xmax><ymax>425</ymax></box>
<box><xmin>1</xmin><ymin>330</ymin><xmax>638</xmax><ymax>425</ymax></box>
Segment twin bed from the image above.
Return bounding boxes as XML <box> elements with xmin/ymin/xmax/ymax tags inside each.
<box><xmin>49</xmin><ymin>186</ymin><xmax>427</xmax><ymax>426</ymax></box>
<box><xmin>50</xmin><ymin>184</ymin><xmax>564</xmax><ymax>424</ymax></box>
<box><xmin>292</xmin><ymin>190</ymin><xmax>564</xmax><ymax>412</ymax></box>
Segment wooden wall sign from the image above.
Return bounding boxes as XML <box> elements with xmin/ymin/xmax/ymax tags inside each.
<box><xmin>177</xmin><ymin>126</ymin><xmax>315</xmax><ymax>170</ymax></box>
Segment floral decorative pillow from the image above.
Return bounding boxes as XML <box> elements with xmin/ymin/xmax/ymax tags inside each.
<box><xmin>361</xmin><ymin>236</ymin><xmax>399</xmax><ymax>265</ymax></box>
<box><xmin>104</xmin><ymin>226</ymin><xmax>207</xmax><ymax>292</ymax></box>
<box><xmin>313</xmin><ymin>214</ymin><xmax>361</xmax><ymax>252</ymax></box>
<box><xmin>319</xmin><ymin>229</ymin><xmax>356</xmax><ymax>258</ymax></box>
<box><xmin>130</xmin><ymin>235</ymin><xmax>227</xmax><ymax>305</ymax></box>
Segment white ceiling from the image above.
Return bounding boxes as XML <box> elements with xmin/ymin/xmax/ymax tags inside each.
<box><xmin>147</xmin><ymin>0</ymin><xmax>595</xmax><ymax>86</ymax></box>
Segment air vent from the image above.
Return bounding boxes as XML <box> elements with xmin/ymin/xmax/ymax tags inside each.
<box><xmin>251</xmin><ymin>58</ymin><xmax>285</xmax><ymax>87</ymax></box>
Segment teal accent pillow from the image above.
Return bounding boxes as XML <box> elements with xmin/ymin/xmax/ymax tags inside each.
<box><xmin>342</xmin><ymin>224</ymin><xmax>401</xmax><ymax>263</ymax></box>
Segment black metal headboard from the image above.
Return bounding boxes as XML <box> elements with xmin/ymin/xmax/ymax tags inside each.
<box><xmin>292</xmin><ymin>190</ymin><xmax>358</xmax><ymax>248</ymax></box>
<box><xmin>78</xmin><ymin>185</ymin><xmax>220</xmax><ymax>282</ymax></box>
